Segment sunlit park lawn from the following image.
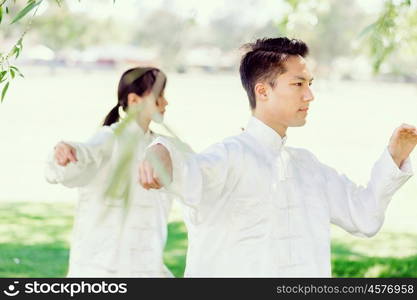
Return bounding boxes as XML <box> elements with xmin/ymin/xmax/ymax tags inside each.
<box><xmin>0</xmin><ymin>201</ymin><xmax>417</xmax><ymax>277</ymax></box>
<box><xmin>0</xmin><ymin>69</ymin><xmax>416</xmax><ymax>277</ymax></box>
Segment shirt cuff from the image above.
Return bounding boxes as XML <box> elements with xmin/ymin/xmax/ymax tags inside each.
<box><xmin>44</xmin><ymin>141</ymin><xmax>86</xmax><ymax>184</ymax></box>
<box><xmin>383</xmin><ymin>147</ymin><xmax>413</xmax><ymax>178</ymax></box>
<box><xmin>370</xmin><ymin>147</ymin><xmax>413</xmax><ymax>203</ymax></box>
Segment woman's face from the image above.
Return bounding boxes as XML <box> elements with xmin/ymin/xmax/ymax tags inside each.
<box><xmin>156</xmin><ymin>91</ymin><xmax>168</xmax><ymax>115</ymax></box>
<box><xmin>149</xmin><ymin>90</ymin><xmax>168</xmax><ymax>124</ymax></box>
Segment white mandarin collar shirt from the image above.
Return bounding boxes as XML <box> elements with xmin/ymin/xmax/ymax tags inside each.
<box><xmin>45</xmin><ymin>121</ymin><xmax>173</xmax><ymax>277</ymax></box>
<box><xmin>151</xmin><ymin>116</ymin><xmax>413</xmax><ymax>277</ymax></box>
<box><xmin>245</xmin><ymin>116</ymin><xmax>287</xmax><ymax>155</ymax></box>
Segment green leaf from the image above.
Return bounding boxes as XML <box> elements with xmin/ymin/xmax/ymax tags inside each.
<box><xmin>10</xmin><ymin>69</ymin><xmax>15</xmax><ymax>79</ymax></box>
<box><xmin>10</xmin><ymin>66</ymin><xmax>25</xmax><ymax>78</ymax></box>
<box><xmin>6</xmin><ymin>6</ymin><xmax>9</xmax><ymax>14</ymax></box>
<box><xmin>0</xmin><ymin>6</ymin><xmax>3</xmax><ymax>24</ymax></box>
<box><xmin>358</xmin><ymin>22</ymin><xmax>377</xmax><ymax>39</ymax></box>
<box><xmin>1</xmin><ymin>82</ymin><xmax>9</xmax><ymax>102</ymax></box>
<box><xmin>10</xmin><ymin>0</ymin><xmax>42</xmax><ymax>24</ymax></box>
<box><xmin>12</xmin><ymin>39</ymin><xmax>23</xmax><ymax>59</ymax></box>
<box><xmin>0</xmin><ymin>71</ymin><xmax>6</xmax><ymax>82</ymax></box>
<box><xmin>12</xmin><ymin>46</ymin><xmax>20</xmax><ymax>59</ymax></box>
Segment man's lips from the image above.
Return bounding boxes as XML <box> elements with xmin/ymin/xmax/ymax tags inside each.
<box><xmin>298</xmin><ymin>107</ymin><xmax>309</xmax><ymax>112</ymax></box>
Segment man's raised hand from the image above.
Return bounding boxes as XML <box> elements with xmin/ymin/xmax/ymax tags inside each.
<box><xmin>139</xmin><ymin>144</ymin><xmax>173</xmax><ymax>190</ymax></box>
<box><xmin>388</xmin><ymin>123</ymin><xmax>417</xmax><ymax>168</ymax></box>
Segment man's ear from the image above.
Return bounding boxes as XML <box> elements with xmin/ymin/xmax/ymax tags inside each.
<box><xmin>127</xmin><ymin>93</ymin><xmax>143</xmax><ymax>106</ymax></box>
<box><xmin>254</xmin><ymin>82</ymin><xmax>268</xmax><ymax>103</ymax></box>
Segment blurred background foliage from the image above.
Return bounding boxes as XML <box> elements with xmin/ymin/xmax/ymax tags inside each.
<box><xmin>1</xmin><ymin>0</ymin><xmax>417</xmax><ymax>101</ymax></box>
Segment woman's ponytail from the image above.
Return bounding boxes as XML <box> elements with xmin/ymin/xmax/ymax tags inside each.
<box><xmin>102</xmin><ymin>104</ymin><xmax>120</xmax><ymax>126</ymax></box>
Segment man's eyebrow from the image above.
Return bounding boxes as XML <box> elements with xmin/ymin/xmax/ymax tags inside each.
<box><xmin>293</xmin><ymin>76</ymin><xmax>314</xmax><ymax>81</ymax></box>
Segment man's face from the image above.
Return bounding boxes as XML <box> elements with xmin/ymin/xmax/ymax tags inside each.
<box><xmin>257</xmin><ymin>55</ymin><xmax>314</xmax><ymax>129</ymax></box>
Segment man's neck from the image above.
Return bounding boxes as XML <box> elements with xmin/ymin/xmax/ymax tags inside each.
<box><xmin>252</xmin><ymin>113</ymin><xmax>287</xmax><ymax>138</ymax></box>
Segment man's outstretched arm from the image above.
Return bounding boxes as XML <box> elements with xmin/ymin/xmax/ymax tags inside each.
<box><xmin>319</xmin><ymin>123</ymin><xmax>415</xmax><ymax>237</ymax></box>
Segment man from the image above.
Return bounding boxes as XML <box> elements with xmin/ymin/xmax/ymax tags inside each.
<box><xmin>139</xmin><ymin>37</ymin><xmax>416</xmax><ymax>277</ymax></box>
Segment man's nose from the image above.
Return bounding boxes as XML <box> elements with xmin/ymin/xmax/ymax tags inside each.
<box><xmin>303</xmin><ymin>87</ymin><xmax>314</xmax><ymax>102</ymax></box>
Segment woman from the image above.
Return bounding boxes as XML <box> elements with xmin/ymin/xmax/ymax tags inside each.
<box><xmin>45</xmin><ymin>67</ymin><xmax>175</xmax><ymax>277</ymax></box>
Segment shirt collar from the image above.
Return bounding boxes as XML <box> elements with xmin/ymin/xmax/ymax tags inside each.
<box><xmin>245</xmin><ymin>116</ymin><xmax>287</xmax><ymax>154</ymax></box>
<box><xmin>114</xmin><ymin>120</ymin><xmax>152</xmax><ymax>141</ymax></box>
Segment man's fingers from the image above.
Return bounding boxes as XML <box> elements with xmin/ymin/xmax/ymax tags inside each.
<box><xmin>396</xmin><ymin>124</ymin><xmax>417</xmax><ymax>137</ymax></box>
<box><xmin>138</xmin><ymin>162</ymin><xmax>154</xmax><ymax>190</ymax></box>
<box><xmin>399</xmin><ymin>127</ymin><xmax>417</xmax><ymax>138</ymax></box>
<box><xmin>137</xmin><ymin>160</ymin><xmax>163</xmax><ymax>190</ymax></box>
<box><xmin>151</xmin><ymin>168</ymin><xmax>163</xmax><ymax>189</ymax></box>
<box><xmin>139</xmin><ymin>162</ymin><xmax>148</xmax><ymax>188</ymax></box>
<box><xmin>399</xmin><ymin>124</ymin><xmax>416</xmax><ymax>134</ymax></box>
<box><xmin>149</xmin><ymin>180</ymin><xmax>162</xmax><ymax>189</ymax></box>
<box><xmin>153</xmin><ymin>175</ymin><xmax>163</xmax><ymax>188</ymax></box>
<box><xmin>143</xmin><ymin>161</ymin><xmax>156</xmax><ymax>188</ymax></box>
<box><xmin>400</xmin><ymin>123</ymin><xmax>416</xmax><ymax>129</ymax></box>
<box><xmin>144</xmin><ymin>161</ymin><xmax>154</xmax><ymax>184</ymax></box>
<box><xmin>138</xmin><ymin>157</ymin><xmax>167</xmax><ymax>190</ymax></box>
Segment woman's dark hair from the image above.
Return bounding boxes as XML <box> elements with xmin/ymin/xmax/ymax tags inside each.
<box><xmin>103</xmin><ymin>67</ymin><xmax>167</xmax><ymax>126</ymax></box>
<box><xmin>239</xmin><ymin>37</ymin><xmax>309</xmax><ymax>109</ymax></box>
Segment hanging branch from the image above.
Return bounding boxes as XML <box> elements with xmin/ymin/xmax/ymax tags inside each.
<box><xmin>357</xmin><ymin>0</ymin><xmax>413</xmax><ymax>73</ymax></box>
<box><xmin>0</xmin><ymin>0</ymin><xmax>75</xmax><ymax>102</ymax></box>
<box><xmin>0</xmin><ymin>0</ymin><xmax>48</xmax><ymax>102</ymax></box>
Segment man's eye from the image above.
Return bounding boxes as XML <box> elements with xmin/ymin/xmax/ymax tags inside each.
<box><xmin>294</xmin><ymin>82</ymin><xmax>303</xmax><ymax>86</ymax></box>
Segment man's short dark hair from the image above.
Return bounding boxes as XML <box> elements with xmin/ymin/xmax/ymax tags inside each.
<box><xmin>239</xmin><ymin>37</ymin><xmax>309</xmax><ymax>109</ymax></box>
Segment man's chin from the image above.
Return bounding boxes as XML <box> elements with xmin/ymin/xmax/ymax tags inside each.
<box><xmin>288</xmin><ymin>119</ymin><xmax>307</xmax><ymax>127</ymax></box>
<box><xmin>290</xmin><ymin>119</ymin><xmax>307</xmax><ymax>127</ymax></box>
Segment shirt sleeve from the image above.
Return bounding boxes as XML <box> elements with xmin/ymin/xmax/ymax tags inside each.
<box><xmin>45</xmin><ymin>127</ymin><xmax>115</xmax><ymax>188</ymax></box>
<box><xmin>147</xmin><ymin>137</ymin><xmax>231</xmax><ymax>209</ymax></box>
<box><xmin>316</xmin><ymin>147</ymin><xmax>413</xmax><ymax>237</ymax></box>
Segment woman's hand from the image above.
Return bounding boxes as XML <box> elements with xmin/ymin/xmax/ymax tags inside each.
<box><xmin>54</xmin><ymin>142</ymin><xmax>78</xmax><ymax>166</ymax></box>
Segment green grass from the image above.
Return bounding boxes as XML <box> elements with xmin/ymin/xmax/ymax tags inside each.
<box><xmin>332</xmin><ymin>241</ymin><xmax>417</xmax><ymax>277</ymax></box>
<box><xmin>0</xmin><ymin>202</ymin><xmax>416</xmax><ymax>277</ymax></box>
<box><xmin>164</xmin><ymin>221</ymin><xmax>188</xmax><ymax>277</ymax></box>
